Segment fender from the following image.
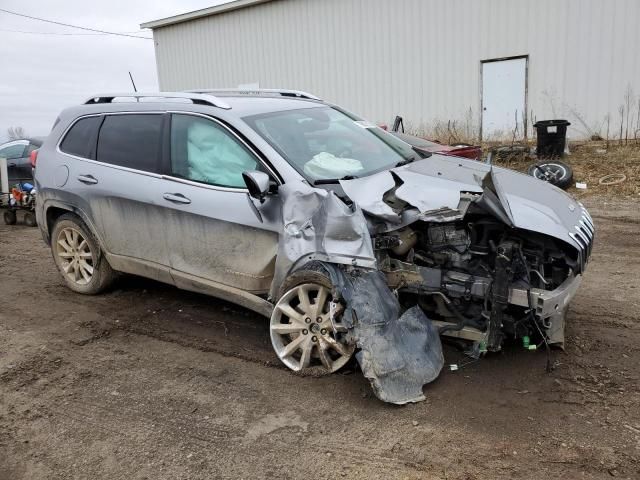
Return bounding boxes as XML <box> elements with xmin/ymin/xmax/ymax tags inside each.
<box><xmin>39</xmin><ymin>198</ymin><xmax>107</xmax><ymax>252</ymax></box>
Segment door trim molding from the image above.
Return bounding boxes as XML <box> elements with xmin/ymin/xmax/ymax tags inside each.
<box><xmin>171</xmin><ymin>269</ymin><xmax>274</xmax><ymax>318</ymax></box>
<box><xmin>104</xmin><ymin>252</ymin><xmax>274</xmax><ymax>318</ymax></box>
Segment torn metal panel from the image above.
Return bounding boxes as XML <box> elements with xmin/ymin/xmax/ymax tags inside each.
<box><xmin>323</xmin><ymin>265</ymin><xmax>444</xmax><ymax>405</ymax></box>
<box><xmin>337</xmin><ymin>155</ymin><xmax>588</xmax><ymax>253</ymax></box>
<box><xmin>544</xmin><ymin>312</ymin><xmax>566</xmax><ymax>346</ymax></box>
<box><xmin>337</xmin><ymin>157</ymin><xmax>487</xmax><ymax>231</ymax></box>
<box><xmin>269</xmin><ymin>181</ymin><xmax>375</xmax><ymax>299</ymax></box>
<box><xmin>404</xmin><ymin>154</ymin><xmax>489</xmax><ymax>186</ymax></box>
<box><xmin>393</xmin><ymin>169</ymin><xmax>482</xmax><ymax>214</ymax></box>
<box><xmin>339</xmin><ymin>171</ymin><xmax>399</xmax><ymax>222</ymax></box>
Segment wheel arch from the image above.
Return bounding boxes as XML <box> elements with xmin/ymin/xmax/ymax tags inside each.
<box><xmin>42</xmin><ymin>200</ymin><xmax>104</xmax><ymax>250</ymax></box>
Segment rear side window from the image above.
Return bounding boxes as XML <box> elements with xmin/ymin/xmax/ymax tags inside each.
<box><xmin>59</xmin><ymin>116</ymin><xmax>101</xmax><ymax>158</ymax></box>
<box><xmin>96</xmin><ymin>114</ymin><xmax>163</xmax><ymax>172</ymax></box>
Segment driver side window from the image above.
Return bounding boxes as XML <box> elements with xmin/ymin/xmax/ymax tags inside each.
<box><xmin>170</xmin><ymin>114</ymin><xmax>258</xmax><ymax>188</ymax></box>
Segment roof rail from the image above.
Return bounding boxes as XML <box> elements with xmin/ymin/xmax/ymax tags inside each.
<box><xmin>83</xmin><ymin>92</ymin><xmax>232</xmax><ymax>110</ymax></box>
<box><xmin>187</xmin><ymin>88</ymin><xmax>322</xmax><ymax>101</ymax></box>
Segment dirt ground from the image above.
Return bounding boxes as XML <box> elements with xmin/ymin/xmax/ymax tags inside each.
<box><xmin>1</xmin><ymin>196</ymin><xmax>639</xmax><ymax>480</ymax></box>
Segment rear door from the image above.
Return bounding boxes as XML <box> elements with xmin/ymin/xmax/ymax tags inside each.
<box><xmin>61</xmin><ymin>113</ymin><xmax>173</xmax><ymax>280</ymax></box>
<box><xmin>161</xmin><ymin>112</ymin><xmax>280</xmax><ymax>294</ymax></box>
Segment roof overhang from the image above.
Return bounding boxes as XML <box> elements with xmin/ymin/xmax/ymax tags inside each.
<box><xmin>141</xmin><ymin>0</ymin><xmax>275</xmax><ymax>30</ymax></box>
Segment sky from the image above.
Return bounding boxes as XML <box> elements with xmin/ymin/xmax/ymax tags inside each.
<box><xmin>0</xmin><ymin>0</ymin><xmax>230</xmax><ymax>143</ymax></box>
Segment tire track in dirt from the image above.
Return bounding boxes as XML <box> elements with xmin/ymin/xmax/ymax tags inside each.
<box><xmin>71</xmin><ymin>320</ymin><xmax>285</xmax><ymax>371</ymax></box>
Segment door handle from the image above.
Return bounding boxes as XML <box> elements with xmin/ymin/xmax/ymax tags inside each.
<box><xmin>77</xmin><ymin>174</ymin><xmax>98</xmax><ymax>185</ymax></box>
<box><xmin>163</xmin><ymin>193</ymin><xmax>191</xmax><ymax>204</ymax></box>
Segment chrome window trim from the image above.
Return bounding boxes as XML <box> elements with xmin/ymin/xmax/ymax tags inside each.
<box><xmin>160</xmin><ymin>174</ymin><xmax>249</xmax><ymax>193</ymax></box>
<box><xmin>56</xmin><ymin>112</ymin><xmax>103</xmax><ymax>157</ymax></box>
<box><xmin>58</xmin><ymin>154</ymin><xmax>165</xmax><ymax>179</ymax></box>
<box><xmin>55</xmin><ymin>112</ymin><xmax>166</xmax><ymax>179</ymax></box>
<box><xmin>55</xmin><ymin>110</ymin><xmax>283</xmax><ymax>192</ymax></box>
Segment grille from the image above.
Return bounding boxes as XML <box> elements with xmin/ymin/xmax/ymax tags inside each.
<box><xmin>568</xmin><ymin>205</ymin><xmax>595</xmax><ymax>272</ymax></box>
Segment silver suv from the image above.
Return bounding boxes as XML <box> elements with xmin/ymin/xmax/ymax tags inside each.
<box><xmin>35</xmin><ymin>90</ymin><xmax>593</xmax><ymax>404</ymax></box>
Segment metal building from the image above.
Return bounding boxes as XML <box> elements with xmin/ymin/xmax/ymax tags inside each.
<box><xmin>142</xmin><ymin>0</ymin><xmax>640</xmax><ymax>141</ymax></box>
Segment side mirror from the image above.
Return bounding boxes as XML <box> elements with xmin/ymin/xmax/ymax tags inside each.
<box><xmin>242</xmin><ymin>170</ymin><xmax>270</xmax><ymax>203</ymax></box>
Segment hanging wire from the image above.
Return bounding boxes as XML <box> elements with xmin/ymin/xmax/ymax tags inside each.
<box><xmin>0</xmin><ymin>7</ymin><xmax>152</xmax><ymax>40</ymax></box>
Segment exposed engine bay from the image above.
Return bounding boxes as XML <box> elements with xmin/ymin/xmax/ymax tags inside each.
<box><xmin>375</xmin><ymin>218</ymin><xmax>581</xmax><ymax>353</ymax></box>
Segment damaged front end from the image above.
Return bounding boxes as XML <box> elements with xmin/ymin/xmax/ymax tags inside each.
<box><xmin>269</xmin><ymin>156</ymin><xmax>593</xmax><ymax>404</ymax></box>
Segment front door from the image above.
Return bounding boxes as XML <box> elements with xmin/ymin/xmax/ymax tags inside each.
<box><xmin>162</xmin><ymin>112</ymin><xmax>280</xmax><ymax>294</ymax></box>
<box><xmin>481</xmin><ymin>56</ymin><xmax>527</xmax><ymax>140</ymax></box>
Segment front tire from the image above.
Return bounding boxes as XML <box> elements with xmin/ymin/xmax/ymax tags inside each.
<box><xmin>50</xmin><ymin>214</ymin><xmax>116</xmax><ymax>294</ymax></box>
<box><xmin>271</xmin><ymin>269</ymin><xmax>355</xmax><ymax>374</ymax></box>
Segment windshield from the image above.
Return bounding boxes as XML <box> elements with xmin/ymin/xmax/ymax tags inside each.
<box><xmin>243</xmin><ymin>106</ymin><xmax>417</xmax><ymax>182</ymax></box>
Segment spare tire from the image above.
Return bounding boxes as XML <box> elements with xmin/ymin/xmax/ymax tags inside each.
<box><xmin>527</xmin><ymin>160</ymin><xmax>573</xmax><ymax>189</ymax></box>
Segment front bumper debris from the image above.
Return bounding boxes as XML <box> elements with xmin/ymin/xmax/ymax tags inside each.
<box><xmin>509</xmin><ymin>273</ymin><xmax>583</xmax><ymax>346</ymax></box>
<box><xmin>431</xmin><ymin>274</ymin><xmax>583</xmax><ymax>347</ymax></box>
<box><xmin>323</xmin><ymin>264</ymin><xmax>444</xmax><ymax>405</ymax></box>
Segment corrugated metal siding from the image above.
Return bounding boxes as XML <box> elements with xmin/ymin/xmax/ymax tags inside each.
<box><xmin>152</xmin><ymin>0</ymin><xmax>640</xmax><ymax>140</ymax></box>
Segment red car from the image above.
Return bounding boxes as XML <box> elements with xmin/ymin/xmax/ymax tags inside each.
<box><xmin>389</xmin><ymin>131</ymin><xmax>482</xmax><ymax>160</ymax></box>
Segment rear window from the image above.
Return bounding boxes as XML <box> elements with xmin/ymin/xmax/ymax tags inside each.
<box><xmin>59</xmin><ymin>116</ymin><xmax>101</xmax><ymax>158</ymax></box>
<box><xmin>96</xmin><ymin>114</ymin><xmax>163</xmax><ymax>172</ymax></box>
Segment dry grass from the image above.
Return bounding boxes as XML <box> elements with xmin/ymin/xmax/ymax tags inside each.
<box><xmin>400</xmin><ymin>121</ymin><xmax>640</xmax><ymax>199</ymax></box>
<box><xmin>405</xmin><ymin>111</ymin><xmax>480</xmax><ymax>146</ymax></box>
<box><xmin>493</xmin><ymin>142</ymin><xmax>640</xmax><ymax>199</ymax></box>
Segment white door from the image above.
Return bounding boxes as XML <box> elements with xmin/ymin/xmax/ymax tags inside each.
<box><xmin>482</xmin><ymin>57</ymin><xmax>527</xmax><ymax>140</ymax></box>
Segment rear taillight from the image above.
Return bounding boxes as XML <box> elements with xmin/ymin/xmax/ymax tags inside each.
<box><xmin>30</xmin><ymin>149</ymin><xmax>38</xmax><ymax>168</ymax></box>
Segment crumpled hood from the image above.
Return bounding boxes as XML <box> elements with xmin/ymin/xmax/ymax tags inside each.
<box><xmin>339</xmin><ymin>155</ymin><xmax>586</xmax><ymax>252</ymax></box>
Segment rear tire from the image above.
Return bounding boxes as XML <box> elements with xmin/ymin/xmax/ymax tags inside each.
<box><xmin>3</xmin><ymin>210</ymin><xmax>17</xmax><ymax>225</ymax></box>
<box><xmin>50</xmin><ymin>214</ymin><xmax>117</xmax><ymax>294</ymax></box>
<box><xmin>23</xmin><ymin>212</ymin><xmax>37</xmax><ymax>227</ymax></box>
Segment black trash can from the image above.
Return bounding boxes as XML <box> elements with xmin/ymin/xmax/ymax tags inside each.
<box><xmin>534</xmin><ymin>120</ymin><xmax>570</xmax><ymax>158</ymax></box>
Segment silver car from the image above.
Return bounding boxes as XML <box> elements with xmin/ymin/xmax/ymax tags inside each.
<box><xmin>35</xmin><ymin>90</ymin><xmax>593</xmax><ymax>404</ymax></box>
<box><xmin>0</xmin><ymin>137</ymin><xmax>42</xmax><ymax>182</ymax></box>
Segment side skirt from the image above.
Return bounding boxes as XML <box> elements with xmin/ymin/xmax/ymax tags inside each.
<box><xmin>105</xmin><ymin>252</ymin><xmax>274</xmax><ymax>319</ymax></box>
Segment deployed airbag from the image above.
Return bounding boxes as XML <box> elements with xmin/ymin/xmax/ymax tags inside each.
<box><xmin>303</xmin><ymin>152</ymin><xmax>363</xmax><ymax>179</ymax></box>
